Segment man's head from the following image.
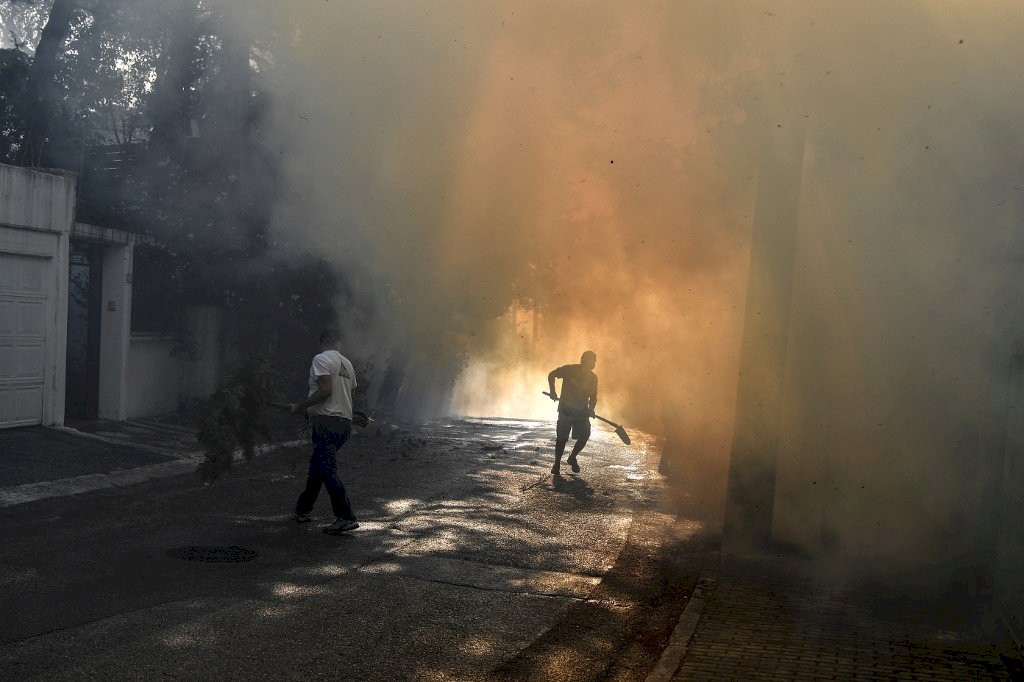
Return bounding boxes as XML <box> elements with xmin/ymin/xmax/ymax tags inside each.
<box><xmin>319</xmin><ymin>327</ymin><xmax>342</xmax><ymax>351</ymax></box>
<box><xmin>581</xmin><ymin>350</ymin><xmax>597</xmax><ymax>371</ymax></box>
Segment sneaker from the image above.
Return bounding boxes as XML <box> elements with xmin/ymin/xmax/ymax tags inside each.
<box><xmin>323</xmin><ymin>518</ymin><xmax>359</xmax><ymax>534</ymax></box>
<box><xmin>567</xmin><ymin>456</ymin><xmax>581</xmax><ymax>473</ymax></box>
<box><xmin>294</xmin><ymin>512</ymin><xmax>312</xmax><ymax>524</ymax></box>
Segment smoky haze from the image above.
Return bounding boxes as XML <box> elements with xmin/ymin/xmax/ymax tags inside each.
<box><xmin>228</xmin><ymin>1</ymin><xmax>1024</xmax><ymax>576</ymax></box>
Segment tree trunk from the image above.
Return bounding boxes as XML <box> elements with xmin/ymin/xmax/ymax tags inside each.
<box><xmin>20</xmin><ymin>0</ymin><xmax>78</xmax><ymax>166</ymax></box>
<box><xmin>146</xmin><ymin>0</ymin><xmax>200</xmax><ymax>165</ymax></box>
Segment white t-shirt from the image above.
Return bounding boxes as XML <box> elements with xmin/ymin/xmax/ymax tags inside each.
<box><xmin>307</xmin><ymin>350</ymin><xmax>357</xmax><ymax>419</ymax></box>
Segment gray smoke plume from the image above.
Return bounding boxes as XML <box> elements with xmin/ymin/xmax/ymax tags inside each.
<box><xmin>220</xmin><ymin>0</ymin><xmax>1022</xmax><ymax>579</ymax></box>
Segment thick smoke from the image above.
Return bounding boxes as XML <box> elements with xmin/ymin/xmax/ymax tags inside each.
<box><xmin>229</xmin><ymin>1</ymin><xmax>1022</xmax><ymax>576</ymax></box>
<box><xmin>238</xmin><ymin>0</ymin><xmax>752</xmax><ymax>437</ymax></box>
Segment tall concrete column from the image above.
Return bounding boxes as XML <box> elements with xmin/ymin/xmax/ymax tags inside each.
<box><xmin>97</xmin><ymin>238</ymin><xmax>134</xmax><ymax>420</ymax></box>
<box><xmin>49</xmin><ymin>226</ymin><xmax>71</xmax><ymax>426</ymax></box>
<box><xmin>723</xmin><ymin>117</ymin><xmax>806</xmax><ymax>551</ymax></box>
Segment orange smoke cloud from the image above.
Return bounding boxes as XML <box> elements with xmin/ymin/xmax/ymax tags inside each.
<box><xmin>434</xmin><ymin>4</ymin><xmax>753</xmax><ymax>483</ymax></box>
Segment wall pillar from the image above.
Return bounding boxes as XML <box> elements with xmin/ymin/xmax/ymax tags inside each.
<box><xmin>723</xmin><ymin>116</ymin><xmax>806</xmax><ymax>552</ymax></box>
<box><xmin>48</xmin><ymin>225</ymin><xmax>71</xmax><ymax>426</ymax></box>
<box><xmin>97</xmin><ymin>238</ymin><xmax>134</xmax><ymax>419</ymax></box>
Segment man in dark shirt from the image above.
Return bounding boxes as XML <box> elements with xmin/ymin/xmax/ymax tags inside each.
<box><xmin>547</xmin><ymin>351</ymin><xmax>598</xmax><ymax>475</ymax></box>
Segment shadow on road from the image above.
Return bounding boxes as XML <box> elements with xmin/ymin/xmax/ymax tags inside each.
<box><xmin>551</xmin><ymin>473</ymin><xmax>595</xmax><ymax>500</ymax></box>
<box><xmin>0</xmin><ymin>418</ymin><xmax>697</xmax><ymax>681</ymax></box>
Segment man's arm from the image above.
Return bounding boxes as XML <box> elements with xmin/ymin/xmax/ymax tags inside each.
<box><xmin>547</xmin><ymin>369</ymin><xmax>560</xmax><ymax>401</ymax></box>
<box><xmin>588</xmin><ymin>379</ymin><xmax>598</xmax><ymax>416</ymax></box>
<box><xmin>290</xmin><ymin>374</ymin><xmax>333</xmax><ymax>414</ymax></box>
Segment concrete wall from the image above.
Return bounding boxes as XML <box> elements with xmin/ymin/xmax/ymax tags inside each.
<box><xmin>125</xmin><ymin>334</ymin><xmax>182</xmax><ymax>419</ymax></box>
<box><xmin>125</xmin><ymin>306</ymin><xmax>223</xmax><ymax>419</ymax></box>
<box><xmin>0</xmin><ymin>165</ymin><xmax>76</xmax><ymax>234</ymax></box>
<box><xmin>723</xmin><ymin>115</ymin><xmax>806</xmax><ymax>550</ymax></box>
<box><xmin>764</xmin><ymin>134</ymin><xmax>1007</xmax><ymax>572</ymax></box>
<box><xmin>97</xmin><ymin>241</ymin><xmax>133</xmax><ymax>420</ymax></box>
<box><xmin>180</xmin><ymin>306</ymin><xmax>223</xmax><ymax>400</ymax></box>
<box><xmin>997</xmin><ymin>353</ymin><xmax>1024</xmax><ymax>650</ymax></box>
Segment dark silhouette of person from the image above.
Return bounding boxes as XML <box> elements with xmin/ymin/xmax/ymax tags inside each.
<box><xmin>289</xmin><ymin>328</ymin><xmax>360</xmax><ymax>534</ymax></box>
<box><xmin>547</xmin><ymin>351</ymin><xmax>598</xmax><ymax>475</ymax></box>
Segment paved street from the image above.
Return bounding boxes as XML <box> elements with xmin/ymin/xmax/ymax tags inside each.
<box><xmin>1</xmin><ymin>418</ymin><xmax>1020</xmax><ymax>681</ymax></box>
<box><xmin>0</xmin><ymin>418</ymin><xmax>705</xmax><ymax>680</ymax></box>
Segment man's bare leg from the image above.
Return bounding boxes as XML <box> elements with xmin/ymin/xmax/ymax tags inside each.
<box><xmin>569</xmin><ymin>417</ymin><xmax>593</xmax><ymax>471</ymax></box>
<box><xmin>567</xmin><ymin>433</ymin><xmax>589</xmax><ymax>473</ymax></box>
<box><xmin>553</xmin><ymin>416</ymin><xmax>573</xmax><ymax>475</ymax></box>
<box><xmin>553</xmin><ymin>438</ymin><xmax>568</xmax><ymax>474</ymax></box>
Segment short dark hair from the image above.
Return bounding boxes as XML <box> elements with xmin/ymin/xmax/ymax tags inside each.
<box><xmin>319</xmin><ymin>327</ymin><xmax>341</xmax><ymax>343</ymax></box>
<box><xmin>581</xmin><ymin>350</ymin><xmax>596</xmax><ymax>363</ymax></box>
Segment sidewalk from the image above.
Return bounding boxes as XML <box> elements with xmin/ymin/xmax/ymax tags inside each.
<box><xmin>0</xmin><ymin>425</ymin><xmax>177</xmax><ymax>487</ymax></box>
<box><xmin>0</xmin><ymin>413</ymin><xmax>307</xmax><ymax>509</ymax></box>
<box><xmin>660</xmin><ymin>548</ymin><xmax>1020</xmax><ymax>681</ymax></box>
<box><xmin>64</xmin><ymin>416</ymin><xmax>204</xmax><ymax>457</ymax></box>
<box><xmin>64</xmin><ymin>410</ymin><xmax>308</xmax><ymax>457</ymax></box>
<box><xmin>0</xmin><ymin>421</ymin><xmax>200</xmax><ymax>508</ymax></box>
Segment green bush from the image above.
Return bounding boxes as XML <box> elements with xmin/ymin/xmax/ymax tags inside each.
<box><xmin>197</xmin><ymin>355</ymin><xmax>280</xmax><ymax>482</ymax></box>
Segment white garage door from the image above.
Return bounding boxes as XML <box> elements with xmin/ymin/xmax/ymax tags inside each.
<box><xmin>0</xmin><ymin>253</ymin><xmax>49</xmax><ymax>428</ymax></box>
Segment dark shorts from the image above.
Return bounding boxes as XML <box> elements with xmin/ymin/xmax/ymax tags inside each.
<box><xmin>556</xmin><ymin>413</ymin><xmax>591</xmax><ymax>442</ymax></box>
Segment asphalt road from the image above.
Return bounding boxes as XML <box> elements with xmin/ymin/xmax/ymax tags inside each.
<box><xmin>0</xmin><ymin>417</ymin><xmax>708</xmax><ymax>681</ymax></box>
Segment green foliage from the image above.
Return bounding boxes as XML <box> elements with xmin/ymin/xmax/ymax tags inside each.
<box><xmin>0</xmin><ymin>48</ymin><xmax>31</xmax><ymax>163</ymax></box>
<box><xmin>197</xmin><ymin>355</ymin><xmax>279</xmax><ymax>482</ymax></box>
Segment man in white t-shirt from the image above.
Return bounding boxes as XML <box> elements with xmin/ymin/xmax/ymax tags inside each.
<box><xmin>289</xmin><ymin>328</ymin><xmax>360</xmax><ymax>534</ymax></box>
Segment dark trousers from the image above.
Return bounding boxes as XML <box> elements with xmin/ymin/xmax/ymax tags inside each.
<box><xmin>295</xmin><ymin>415</ymin><xmax>356</xmax><ymax>520</ymax></box>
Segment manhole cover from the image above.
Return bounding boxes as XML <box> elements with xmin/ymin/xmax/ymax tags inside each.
<box><xmin>167</xmin><ymin>546</ymin><xmax>258</xmax><ymax>563</ymax></box>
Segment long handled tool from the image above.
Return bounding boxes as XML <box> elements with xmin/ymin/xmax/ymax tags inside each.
<box><xmin>271</xmin><ymin>402</ymin><xmax>374</xmax><ymax>428</ymax></box>
<box><xmin>542</xmin><ymin>391</ymin><xmax>631</xmax><ymax>445</ymax></box>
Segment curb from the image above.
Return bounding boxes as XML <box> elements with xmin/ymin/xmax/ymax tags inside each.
<box><xmin>645</xmin><ymin>543</ymin><xmax>721</xmax><ymax>682</ymax></box>
<box><xmin>0</xmin><ymin>459</ymin><xmax>198</xmax><ymax>508</ymax></box>
<box><xmin>53</xmin><ymin>425</ymin><xmax>192</xmax><ymax>458</ymax></box>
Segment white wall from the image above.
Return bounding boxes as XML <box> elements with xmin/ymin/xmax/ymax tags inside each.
<box><xmin>124</xmin><ymin>306</ymin><xmax>223</xmax><ymax>419</ymax></box>
<box><xmin>0</xmin><ymin>164</ymin><xmax>75</xmax><ymax>234</ymax></box>
<box><xmin>125</xmin><ymin>335</ymin><xmax>182</xmax><ymax>419</ymax></box>
<box><xmin>181</xmin><ymin>306</ymin><xmax>223</xmax><ymax>399</ymax></box>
